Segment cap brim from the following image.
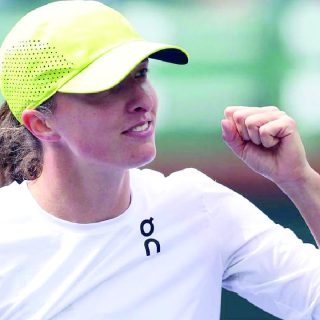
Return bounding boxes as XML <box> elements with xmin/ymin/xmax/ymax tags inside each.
<box><xmin>59</xmin><ymin>40</ymin><xmax>188</xmax><ymax>94</ymax></box>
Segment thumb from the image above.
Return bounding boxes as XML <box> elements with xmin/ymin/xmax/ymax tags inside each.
<box><xmin>221</xmin><ymin>119</ymin><xmax>245</xmax><ymax>158</ymax></box>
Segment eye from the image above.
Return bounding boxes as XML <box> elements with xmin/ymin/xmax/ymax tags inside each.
<box><xmin>135</xmin><ymin>67</ymin><xmax>149</xmax><ymax>79</ymax></box>
<box><xmin>110</xmin><ymin>81</ymin><xmax>124</xmax><ymax>94</ymax></box>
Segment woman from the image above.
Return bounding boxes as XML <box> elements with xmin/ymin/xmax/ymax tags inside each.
<box><xmin>1</xmin><ymin>1</ymin><xmax>320</xmax><ymax>319</ymax></box>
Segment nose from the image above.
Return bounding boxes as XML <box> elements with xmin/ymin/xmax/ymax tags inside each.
<box><xmin>126</xmin><ymin>80</ymin><xmax>156</xmax><ymax>114</ymax></box>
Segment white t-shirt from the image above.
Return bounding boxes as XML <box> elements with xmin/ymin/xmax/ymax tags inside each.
<box><xmin>1</xmin><ymin>168</ymin><xmax>320</xmax><ymax>320</ymax></box>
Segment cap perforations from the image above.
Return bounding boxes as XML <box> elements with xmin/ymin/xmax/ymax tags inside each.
<box><xmin>1</xmin><ymin>40</ymin><xmax>73</xmax><ymax>120</ymax></box>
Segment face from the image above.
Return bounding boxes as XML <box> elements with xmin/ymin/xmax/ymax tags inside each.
<box><xmin>48</xmin><ymin>60</ymin><xmax>158</xmax><ymax>171</ymax></box>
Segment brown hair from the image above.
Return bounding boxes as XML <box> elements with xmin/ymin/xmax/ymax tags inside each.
<box><xmin>0</xmin><ymin>98</ymin><xmax>55</xmax><ymax>187</ymax></box>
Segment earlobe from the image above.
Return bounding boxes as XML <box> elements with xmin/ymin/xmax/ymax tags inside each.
<box><xmin>22</xmin><ymin>110</ymin><xmax>61</xmax><ymax>142</ymax></box>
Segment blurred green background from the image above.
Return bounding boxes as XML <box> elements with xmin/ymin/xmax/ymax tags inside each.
<box><xmin>1</xmin><ymin>0</ymin><xmax>319</xmax><ymax>319</ymax></box>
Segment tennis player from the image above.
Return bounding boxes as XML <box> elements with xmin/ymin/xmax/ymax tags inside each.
<box><xmin>1</xmin><ymin>1</ymin><xmax>320</xmax><ymax>319</ymax></box>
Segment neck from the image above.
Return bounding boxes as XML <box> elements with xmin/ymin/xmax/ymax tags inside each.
<box><xmin>27</xmin><ymin>151</ymin><xmax>131</xmax><ymax>224</ymax></box>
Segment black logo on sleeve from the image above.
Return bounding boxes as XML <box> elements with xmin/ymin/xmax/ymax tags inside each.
<box><xmin>140</xmin><ymin>217</ymin><xmax>161</xmax><ymax>256</ymax></box>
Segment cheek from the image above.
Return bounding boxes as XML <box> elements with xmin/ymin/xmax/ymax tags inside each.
<box><xmin>57</xmin><ymin>114</ymin><xmax>115</xmax><ymax>155</ymax></box>
<box><xmin>70</xmin><ymin>133</ymin><xmax>116</xmax><ymax>162</ymax></box>
<box><xmin>151</xmin><ymin>90</ymin><xmax>158</xmax><ymax>113</ymax></box>
<box><xmin>143</xmin><ymin>81</ymin><xmax>158</xmax><ymax>111</ymax></box>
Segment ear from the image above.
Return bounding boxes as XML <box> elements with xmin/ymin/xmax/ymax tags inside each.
<box><xmin>22</xmin><ymin>109</ymin><xmax>61</xmax><ymax>142</ymax></box>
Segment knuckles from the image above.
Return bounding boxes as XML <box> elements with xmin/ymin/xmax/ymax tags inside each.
<box><xmin>223</xmin><ymin>106</ymin><xmax>296</xmax><ymax>149</ymax></box>
<box><xmin>284</xmin><ymin>115</ymin><xmax>296</xmax><ymax>128</ymax></box>
<box><xmin>233</xmin><ymin>112</ymin><xmax>245</xmax><ymax>124</ymax></box>
<box><xmin>224</xmin><ymin>106</ymin><xmax>295</xmax><ymax>132</ymax></box>
<box><xmin>264</xmin><ymin>106</ymin><xmax>279</xmax><ymax>111</ymax></box>
<box><xmin>244</xmin><ymin>117</ymin><xmax>257</xmax><ymax>130</ymax></box>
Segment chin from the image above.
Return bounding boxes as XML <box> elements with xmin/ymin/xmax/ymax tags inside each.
<box><xmin>128</xmin><ymin>145</ymin><xmax>156</xmax><ymax>169</ymax></box>
<box><xmin>136</xmin><ymin>155</ymin><xmax>156</xmax><ymax>168</ymax></box>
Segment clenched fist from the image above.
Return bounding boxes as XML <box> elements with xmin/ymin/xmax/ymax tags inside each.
<box><xmin>221</xmin><ymin>106</ymin><xmax>310</xmax><ymax>187</ymax></box>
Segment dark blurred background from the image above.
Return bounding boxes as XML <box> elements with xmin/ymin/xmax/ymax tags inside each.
<box><xmin>1</xmin><ymin>0</ymin><xmax>320</xmax><ymax>318</ymax></box>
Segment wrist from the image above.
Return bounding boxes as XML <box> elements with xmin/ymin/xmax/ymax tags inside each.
<box><xmin>275</xmin><ymin>164</ymin><xmax>319</xmax><ymax>197</ymax></box>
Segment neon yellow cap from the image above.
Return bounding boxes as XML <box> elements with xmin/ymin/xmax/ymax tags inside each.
<box><xmin>0</xmin><ymin>1</ymin><xmax>188</xmax><ymax>123</ymax></box>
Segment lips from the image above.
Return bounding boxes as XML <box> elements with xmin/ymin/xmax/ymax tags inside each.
<box><xmin>122</xmin><ymin>120</ymin><xmax>154</xmax><ymax>138</ymax></box>
<box><xmin>130</xmin><ymin>122</ymin><xmax>150</xmax><ymax>132</ymax></box>
<box><xmin>123</xmin><ymin>121</ymin><xmax>151</xmax><ymax>133</ymax></box>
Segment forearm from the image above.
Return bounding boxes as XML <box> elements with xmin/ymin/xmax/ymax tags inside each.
<box><xmin>277</xmin><ymin>166</ymin><xmax>320</xmax><ymax>247</ymax></box>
